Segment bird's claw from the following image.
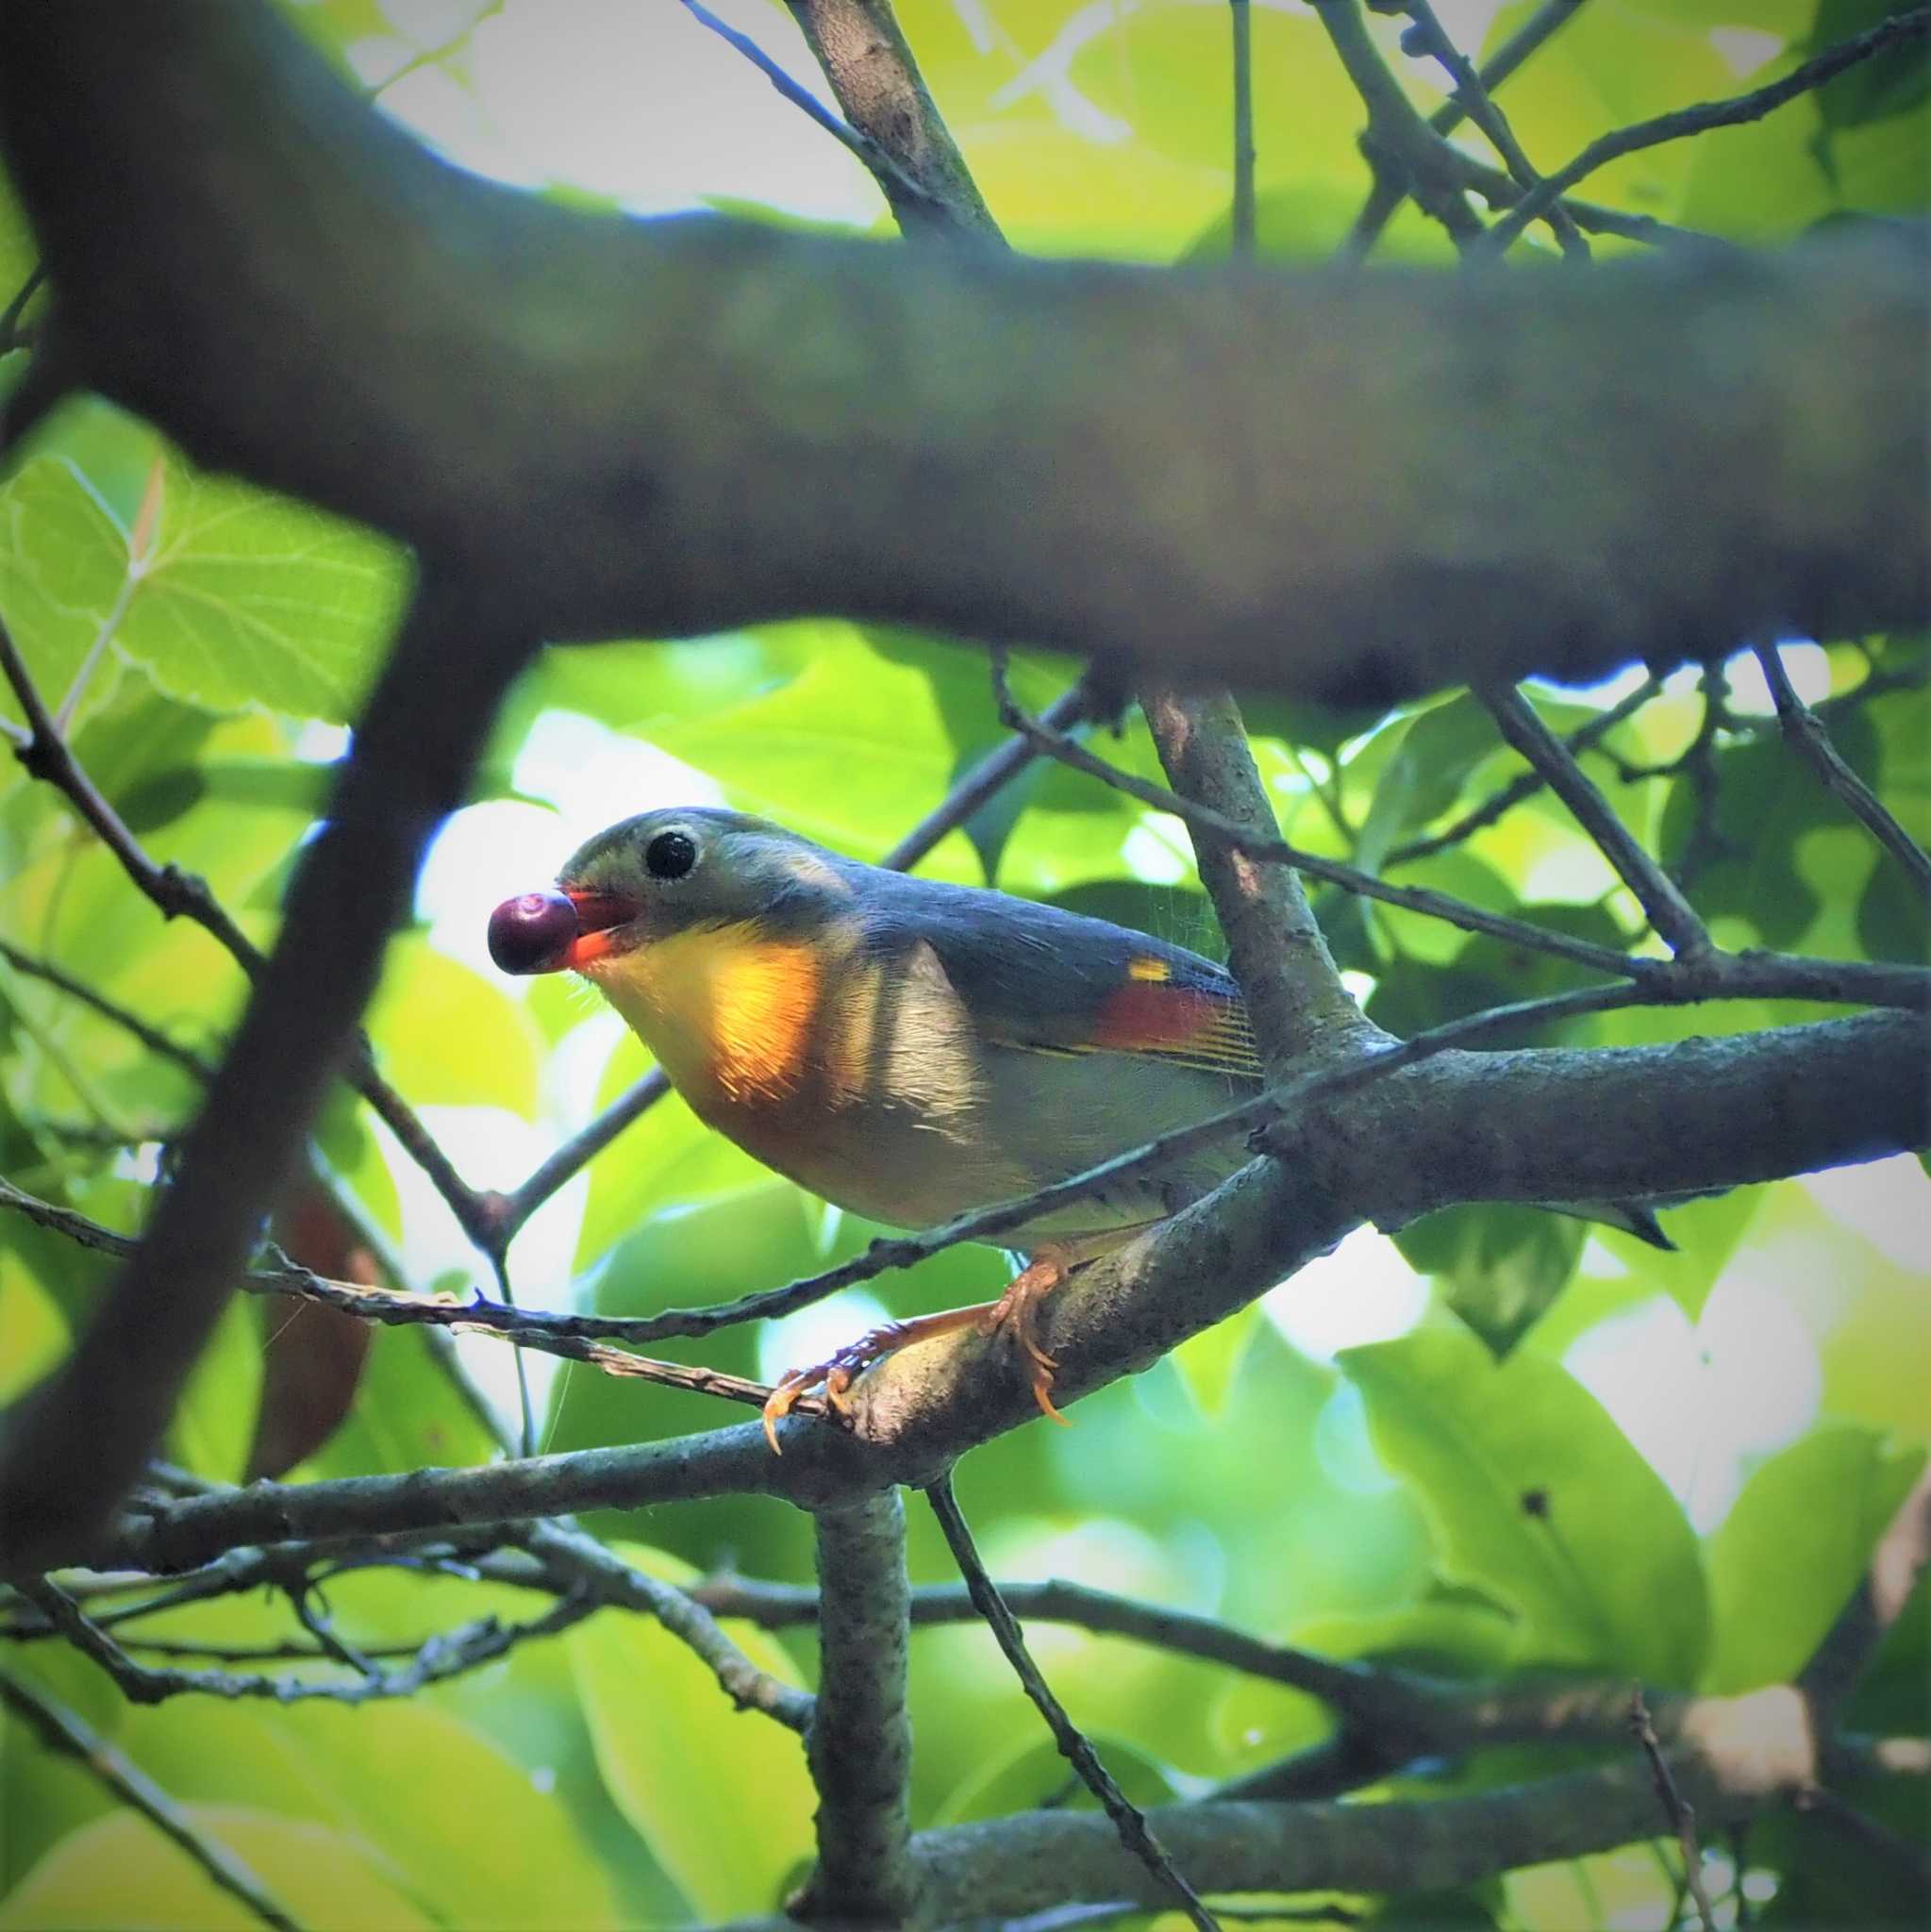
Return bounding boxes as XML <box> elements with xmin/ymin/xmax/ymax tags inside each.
<box><xmin>760</xmin><ymin>1323</ymin><xmax>911</xmax><ymax>1455</ymax></box>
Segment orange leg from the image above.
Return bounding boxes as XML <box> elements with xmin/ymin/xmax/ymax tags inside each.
<box><xmin>760</xmin><ymin>1255</ymin><xmax>1071</xmax><ymax>1453</ymax></box>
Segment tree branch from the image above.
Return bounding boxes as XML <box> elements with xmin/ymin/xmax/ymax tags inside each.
<box><xmin>784</xmin><ymin>0</ymin><xmax>1003</xmax><ymax>242</ymax></box>
<box><xmin>516</xmin><ymin>1522</ymin><xmax>813</xmax><ymax>1731</ymax></box>
<box><xmin>0</xmin><ymin>3</ymin><xmax>1922</xmax><ymax>698</ymax></box>
<box><xmin>795</xmin><ymin>1493</ymin><xmax>919</xmax><ymax>1922</ymax></box>
<box><xmin>1478</xmin><ymin>680</ymin><xmax>1713</xmax><ymax>958</ymax></box>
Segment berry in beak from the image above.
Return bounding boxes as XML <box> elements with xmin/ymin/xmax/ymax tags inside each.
<box><xmin>488</xmin><ymin>888</ymin><xmax>638</xmax><ymax>974</ymax></box>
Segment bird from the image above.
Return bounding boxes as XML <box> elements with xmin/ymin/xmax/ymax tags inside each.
<box><xmin>489</xmin><ymin>807</ymin><xmax>1669</xmax><ymax>1449</ymax></box>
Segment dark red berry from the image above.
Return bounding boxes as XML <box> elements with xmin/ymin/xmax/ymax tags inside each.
<box><xmin>488</xmin><ymin>890</ymin><xmax>578</xmax><ymax>974</ymax></box>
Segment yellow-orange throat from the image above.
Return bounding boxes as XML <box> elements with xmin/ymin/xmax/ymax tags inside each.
<box><xmin>583</xmin><ymin>921</ymin><xmax>823</xmax><ymax>1108</ymax></box>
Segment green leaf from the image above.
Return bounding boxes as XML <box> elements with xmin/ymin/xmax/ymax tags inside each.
<box><xmin>570</xmin><ymin>1543</ymin><xmax>815</xmax><ymax>1919</ymax></box>
<box><xmin>574</xmin><ymin>1033</ymin><xmax>773</xmax><ymax>1271</ymax></box>
<box><xmin>1703</xmin><ymin>1423</ymin><xmax>1927</xmax><ymax>1692</ymax></box>
<box><xmin>1171</xmin><ymin>1301</ymin><xmax>1266</xmax><ymax>1417</ymax></box>
<box><xmin>1354</xmin><ymin>694</ymin><xmax>1513</xmax><ymax>873</ymax></box>
<box><xmin>1659</xmin><ymin>708</ymin><xmax>1880</xmax><ymax>946</ymax></box>
<box><xmin>290</xmin><ymin>1324</ymin><xmax>498</xmax><ymax>1480</ymax></box>
<box><xmin>1814</xmin><ymin>0</ymin><xmax>1931</xmax><ymax>131</ymax></box>
<box><xmin>1341</xmin><ymin>1325</ymin><xmax>1710</xmax><ymax>1683</ymax></box>
<box><xmin>167</xmin><ymin>1293</ymin><xmax>263</xmax><ymax>1486</ymax></box>
<box><xmin>932</xmin><ymin>1729</ymin><xmax>1176</xmax><ymax>1826</ymax></box>
<box><xmin>0</xmin><ymin>1807</ymin><xmax>434</xmax><ymax>1932</ymax></box>
<box><xmin>362</xmin><ymin>939</ymin><xmax>543</xmax><ymax>1116</ymax></box>
<box><xmin>648</xmin><ymin>625</ymin><xmax>1055</xmax><ymax>876</ymax></box>
<box><xmin>116</xmin><ymin>456</ymin><xmax>408</xmax><ymax>722</ymax></box>
<box><xmin>117</xmin><ymin>1692</ymin><xmax>619</xmax><ymax>1930</ymax></box>
<box><xmin>1395</xmin><ymin>1204</ymin><xmax>1586</xmax><ymax>1357</ymax></box>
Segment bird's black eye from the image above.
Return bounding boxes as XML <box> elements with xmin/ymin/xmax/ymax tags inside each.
<box><xmin>644</xmin><ymin>829</ymin><xmax>697</xmax><ymax>881</ymax></box>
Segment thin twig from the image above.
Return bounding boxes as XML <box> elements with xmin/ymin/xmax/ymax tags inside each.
<box><xmin>991</xmin><ymin>658</ymin><xmax>1656</xmax><ymax>983</ymax></box>
<box><xmin>1631</xmin><ymin>1684</ymin><xmax>1717</xmax><ymax>1932</ymax></box>
<box><xmin>1230</xmin><ymin>0</ymin><xmax>1256</xmax><ymax>253</ymax></box>
<box><xmin>1388</xmin><ymin>673</ymin><xmax>1665</xmax><ymax>866</ymax></box>
<box><xmin>1755</xmin><ymin>642</ymin><xmax>1931</xmax><ymax>894</ymax></box>
<box><xmin>0</xmin><ymin>1663</ymin><xmax>307</xmax><ymax>1932</ymax></box>
<box><xmin>20</xmin><ymin>1571</ymin><xmax>595</xmax><ymax>1708</ymax></box>
<box><xmin>925</xmin><ymin>1476</ymin><xmax>1221</xmax><ymax>1931</ymax></box>
<box><xmin>1349</xmin><ymin>0</ymin><xmax>1588</xmax><ymax>252</ymax></box>
<box><xmin>0</xmin><ymin>936</ymin><xmax>219</xmax><ymax>1080</ymax></box>
<box><xmin>517</xmin><ymin>1521</ymin><xmax>813</xmax><ymax>1730</ymax></box>
<box><xmin>1477</xmin><ymin>681</ymin><xmax>1713</xmax><ymax>959</ymax></box>
<box><xmin>1480</xmin><ymin>6</ymin><xmax>1931</xmax><ymax>253</ymax></box>
<box><xmin>1399</xmin><ymin>0</ymin><xmax>1586</xmax><ymax>258</ymax></box>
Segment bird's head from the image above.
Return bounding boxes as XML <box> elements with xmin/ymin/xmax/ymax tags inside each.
<box><xmin>490</xmin><ymin>808</ymin><xmax>866</xmax><ymax>1108</ymax></box>
<box><xmin>487</xmin><ymin>807</ymin><xmax>857</xmax><ymax>979</ymax></box>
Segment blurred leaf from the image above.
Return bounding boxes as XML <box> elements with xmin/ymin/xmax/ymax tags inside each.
<box><xmin>0</xmin><ymin>1255</ymin><xmax>64</xmax><ymax>1407</ymax></box>
<box><xmin>570</xmin><ymin>1543</ymin><xmax>815</xmax><ymax>1919</ymax></box>
<box><xmin>648</xmin><ymin>626</ymin><xmax>1055</xmax><ymax>874</ymax></box>
<box><xmin>363</xmin><ymin>938</ymin><xmax>542</xmax><ymax>1116</ymax></box>
<box><xmin>1681</xmin><ymin>68</ymin><xmax>1835</xmax><ymax>238</ymax></box>
<box><xmin>1814</xmin><ymin>0</ymin><xmax>1931</xmax><ymax>131</ymax></box>
<box><xmin>119</xmin><ymin>1692</ymin><xmax>619</xmax><ymax>1930</ymax></box>
<box><xmin>575</xmin><ymin>1032</ymin><xmax>772</xmax><ymax>1271</ymax></box>
<box><xmin>1341</xmin><ymin>1326</ymin><xmax>1710</xmax><ymax>1683</ymax></box>
<box><xmin>0</xmin><ymin>1807</ymin><xmax>434</xmax><ymax>1931</ymax></box>
<box><xmin>932</xmin><ymin>1729</ymin><xmax>1176</xmax><ymax>1826</ymax></box>
<box><xmin>1485</xmin><ymin>0</ymin><xmax>1743</xmax><ymax>225</ymax></box>
<box><xmin>1046</xmin><ymin>880</ymin><xmax>1219</xmax><ymax>958</ymax></box>
<box><xmin>289</xmin><ymin>1320</ymin><xmax>497</xmax><ymax>1480</ymax></box>
<box><xmin>1590</xmin><ymin>1182</ymin><xmax>1763</xmax><ymax>1323</ymax></box>
<box><xmin>168</xmin><ymin>1293</ymin><xmax>263</xmax><ymax>1486</ymax></box>
<box><xmin>1703</xmin><ymin>1424</ymin><xmax>1927</xmax><ymax>1692</ymax></box>
<box><xmin>1365</xmin><ymin>899</ymin><xmax>1625</xmax><ymax>1041</ymax></box>
<box><xmin>1171</xmin><ymin>1301</ymin><xmax>1265</xmax><ymax>1417</ymax></box>
<box><xmin>1396</xmin><ymin>1205</ymin><xmax>1586</xmax><ymax>1357</ymax></box>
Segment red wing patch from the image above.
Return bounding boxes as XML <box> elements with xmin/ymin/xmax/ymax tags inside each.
<box><xmin>1089</xmin><ymin>980</ymin><xmax>1261</xmax><ymax>1077</ymax></box>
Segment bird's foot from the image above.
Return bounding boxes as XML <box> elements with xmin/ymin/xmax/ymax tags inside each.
<box><xmin>985</xmin><ymin>1256</ymin><xmax>1069</xmax><ymax>1425</ymax></box>
<box><xmin>760</xmin><ymin>1319</ymin><xmax>932</xmax><ymax>1454</ymax></box>
<box><xmin>758</xmin><ymin>1258</ymin><xmax>1072</xmax><ymax>1453</ymax></box>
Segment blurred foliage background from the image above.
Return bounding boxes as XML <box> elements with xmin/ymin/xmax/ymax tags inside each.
<box><xmin>0</xmin><ymin>1</ymin><xmax>1926</xmax><ymax>1926</ymax></box>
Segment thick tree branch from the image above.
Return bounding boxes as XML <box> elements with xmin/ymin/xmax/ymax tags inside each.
<box><xmin>795</xmin><ymin>1494</ymin><xmax>919</xmax><ymax>1922</ymax></box>
<box><xmin>0</xmin><ymin>4</ymin><xmax>1923</xmax><ymax>699</ymax></box>
<box><xmin>903</xmin><ymin>1700</ymin><xmax>1823</xmax><ymax>1920</ymax></box>
<box><xmin>81</xmin><ymin>1008</ymin><xmax>1928</xmax><ymax>1575</ymax></box>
